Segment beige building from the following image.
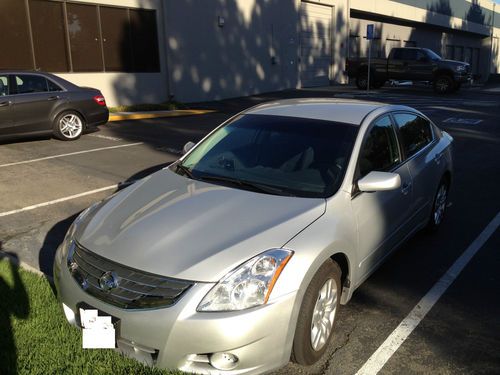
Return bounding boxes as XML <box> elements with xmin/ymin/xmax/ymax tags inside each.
<box><xmin>1</xmin><ymin>0</ymin><xmax>499</xmax><ymax>106</ymax></box>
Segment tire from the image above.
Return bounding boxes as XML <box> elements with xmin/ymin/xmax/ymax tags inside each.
<box><xmin>426</xmin><ymin>177</ymin><xmax>449</xmax><ymax>232</ymax></box>
<box><xmin>433</xmin><ymin>75</ymin><xmax>454</xmax><ymax>94</ymax></box>
<box><xmin>356</xmin><ymin>73</ymin><xmax>368</xmax><ymax>90</ymax></box>
<box><xmin>53</xmin><ymin>111</ymin><xmax>84</xmax><ymax>141</ymax></box>
<box><xmin>291</xmin><ymin>259</ymin><xmax>341</xmax><ymax>366</ymax></box>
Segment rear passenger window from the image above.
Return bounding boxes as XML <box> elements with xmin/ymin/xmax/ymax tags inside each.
<box><xmin>15</xmin><ymin>75</ymin><xmax>48</xmax><ymax>94</ymax></box>
<box><xmin>47</xmin><ymin>80</ymin><xmax>63</xmax><ymax>92</ymax></box>
<box><xmin>359</xmin><ymin>116</ymin><xmax>401</xmax><ymax>178</ymax></box>
<box><xmin>393</xmin><ymin>113</ymin><xmax>433</xmax><ymax>158</ymax></box>
<box><xmin>0</xmin><ymin>75</ymin><xmax>8</xmax><ymax>96</ymax></box>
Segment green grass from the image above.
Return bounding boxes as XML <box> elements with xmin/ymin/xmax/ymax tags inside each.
<box><xmin>0</xmin><ymin>259</ymin><xmax>181</xmax><ymax>375</ymax></box>
<box><xmin>108</xmin><ymin>102</ymin><xmax>184</xmax><ymax>113</ymax></box>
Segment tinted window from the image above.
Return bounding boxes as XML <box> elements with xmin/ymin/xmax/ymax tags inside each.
<box><xmin>47</xmin><ymin>80</ymin><xmax>63</xmax><ymax>92</ymax></box>
<box><xmin>100</xmin><ymin>6</ymin><xmax>133</xmax><ymax>72</ymax></box>
<box><xmin>15</xmin><ymin>75</ymin><xmax>48</xmax><ymax>94</ymax></box>
<box><xmin>0</xmin><ymin>0</ymin><xmax>33</xmax><ymax>69</ymax></box>
<box><xmin>0</xmin><ymin>76</ymin><xmax>9</xmax><ymax>96</ymax></box>
<box><xmin>394</xmin><ymin>113</ymin><xmax>433</xmax><ymax>158</ymax></box>
<box><xmin>29</xmin><ymin>0</ymin><xmax>70</xmax><ymax>72</ymax></box>
<box><xmin>67</xmin><ymin>3</ymin><xmax>103</xmax><ymax>72</ymax></box>
<box><xmin>180</xmin><ymin>115</ymin><xmax>358</xmax><ymax>198</ymax></box>
<box><xmin>359</xmin><ymin>116</ymin><xmax>401</xmax><ymax>178</ymax></box>
<box><xmin>129</xmin><ymin>9</ymin><xmax>160</xmax><ymax>72</ymax></box>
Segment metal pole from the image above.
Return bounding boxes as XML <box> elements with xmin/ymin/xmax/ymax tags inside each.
<box><xmin>367</xmin><ymin>39</ymin><xmax>371</xmax><ymax>92</ymax></box>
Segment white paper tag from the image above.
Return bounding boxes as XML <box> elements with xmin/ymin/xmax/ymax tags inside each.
<box><xmin>80</xmin><ymin>308</ymin><xmax>116</xmax><ymax>349</ymax></box>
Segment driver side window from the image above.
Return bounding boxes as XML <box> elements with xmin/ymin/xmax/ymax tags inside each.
<box><xmin>359</xmin><ymin>116</ymin><xmax>401</xmax><ymax>178</ymax></box>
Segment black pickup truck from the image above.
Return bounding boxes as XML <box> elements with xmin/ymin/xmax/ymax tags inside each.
<box><xmin>346</xmin><ymin>47</ymin><xmax>471</xmax><ymax>93</ymax></box>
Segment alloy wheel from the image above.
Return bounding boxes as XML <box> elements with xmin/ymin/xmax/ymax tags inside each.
<box><xmin>310</xmin><ymin>278</ymin><xmax>337</xmax><ymax>351</ymax></box>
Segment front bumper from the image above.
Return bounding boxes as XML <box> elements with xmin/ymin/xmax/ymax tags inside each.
<box><xmin>53</xmin><ymin>247</ymin><xmax>298</xmax><ymax>374</ymax></box>
<box><xmin>453</xmin><ymin>71</ymin><xmax>472</xmax><ymax>84</ymax></box>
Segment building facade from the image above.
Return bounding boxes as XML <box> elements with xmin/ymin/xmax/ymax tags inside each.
<box><xmin>2</xmin><ymin>0</ymin><xmax>499</xmax><ymax>106</ymax></box>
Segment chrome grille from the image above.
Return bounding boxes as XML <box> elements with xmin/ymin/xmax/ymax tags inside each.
<box><xmin>68</xmin><ymin>242</ymin><xmax>194</xmax><ymax>309</ymax></box>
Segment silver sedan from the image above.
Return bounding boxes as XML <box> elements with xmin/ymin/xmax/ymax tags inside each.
<box><xmin>53</xmin><ymin>99</ymin><xmax>453</xmax><ymax>374</ymax></box>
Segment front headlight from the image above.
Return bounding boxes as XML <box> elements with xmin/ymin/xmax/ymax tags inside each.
<box><xmin>197</xmin><ymin>249</ymin><xmax>293</xmax><ymax>312</ymax></box>
<box><xmin>57</xmin><ymin>201</ymin><xmax>102</xmax><ymax>264</ymax></box>
<box><xmin>455</xmin><ymin>65</ymin><xmax>466</xmax><ymax>72</ymax></box>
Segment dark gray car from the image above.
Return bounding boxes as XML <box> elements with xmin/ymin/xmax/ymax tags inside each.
<box><xmin>0</xmin><ymin>71</ymin><xmax>108</xmax><ymax>141</ymax></box>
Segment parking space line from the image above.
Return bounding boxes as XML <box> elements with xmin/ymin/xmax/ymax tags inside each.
<box><xmin>356</xmin><ymin>211</ymin><xmax>500</xmax><ymax>375</ymax></box>
<box><xmin>0</xmin><ymin>181</ymin><xmax>134</xmax><ymax>218</ymax></box>
<box><xmin>0</xmin><ymin>142</ymin><xmax>143</xmax><ymax>168</ymax></box>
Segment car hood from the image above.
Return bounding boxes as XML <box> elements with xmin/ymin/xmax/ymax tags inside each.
<box><xmin>76</xmin><ymin>169</ymin><xmax>325</xmax><ymax>282</ymax></box>
<box><xmin>440</xmin><ymin>59</ymin><xmax>469</xmax><ymax>67</ymax></box>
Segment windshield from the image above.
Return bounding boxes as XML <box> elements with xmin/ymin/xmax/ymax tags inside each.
<box><xmin>177</xmin><ymin>114</ymin><xmax>358</xmax><ymax>198</ymax></box>
<box><xmin>424</xmin><ymin>48</ymin><xmax>442</xmax><ymax>61</ymax></box>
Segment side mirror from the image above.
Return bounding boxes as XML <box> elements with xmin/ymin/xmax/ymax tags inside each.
<box><xmin>182</xmin><ymin>141</ymin><xmax>196</xmax><ymax>155</ymax></box>
<box><xmin>358</xmin><ymin>171</ymin><xmax>401</xmax><ymax>192</ymax></box>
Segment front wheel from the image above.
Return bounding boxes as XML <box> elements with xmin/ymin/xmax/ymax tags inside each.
<box><xmin>291</xmin><ymin>259</ymin><xmax>341</xmax><ymax>365</ymax></box>
<box><xmin>433</xmin><ymin>75</ymin><xmax>454</xmax><ymax>94</ymax></box>
<box><xmin>53</xmin><ymin>111</ymin><xmax>84</xmax><ymax>141</ymax></box>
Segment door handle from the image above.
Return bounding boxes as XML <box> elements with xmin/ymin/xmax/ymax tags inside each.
<box><xmin>47</xmin><ymin>95</ymin><xmax>60</xmax><ymax>101</ymax></box>
<box><xmin>0</xmin><ymin>100</ymin><xmax>12</xmax><ymax>107</ymax></box>
<box><xmin>401</xmin><ymin>182</ymin><xmax>412</xmax><ymax>195</ymax></box>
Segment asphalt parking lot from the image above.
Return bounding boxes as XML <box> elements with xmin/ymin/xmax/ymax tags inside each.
<box><xmin>1</xmin><ymin>85</ymin><xmax>499</xmax><ymax>374</ymax></box>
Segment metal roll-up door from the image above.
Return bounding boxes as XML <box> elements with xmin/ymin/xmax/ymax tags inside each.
<box><xmin>300</xmin><ymin>1</ymin><xmax>333</xmax><ymax>87</ymax></box>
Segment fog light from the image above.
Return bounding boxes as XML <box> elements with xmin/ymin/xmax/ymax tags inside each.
<box><xmin>209</xmin><ymin>352</ymin><xmax>239</xmax><ymax>371</ymax></box>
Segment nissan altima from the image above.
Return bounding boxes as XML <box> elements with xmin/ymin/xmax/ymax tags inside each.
<box><xmin>0</xmin><ymin>71</ymin><xmax>108</xmax><ymax>141</ymax></box>
<box><xmin>53</xmin><ymin>99</ymin><xmax>453</xmax><ymax>374</ymax></box>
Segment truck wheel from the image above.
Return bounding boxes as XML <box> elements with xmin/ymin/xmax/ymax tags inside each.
<box><xmin>433</xmin><ymin>75</ymin><xmax>453</xmax><ymax>94</ymax></box>
<box><xmin>356</xmin><ymin>74</ymin><xmax>368</xmax><ymax>90</ymax></box>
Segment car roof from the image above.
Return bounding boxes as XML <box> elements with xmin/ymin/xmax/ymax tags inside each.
<box><xmin>245</xmin><ymin>98</ymin><xmax>392</xmax><ymax>125</ymax></box>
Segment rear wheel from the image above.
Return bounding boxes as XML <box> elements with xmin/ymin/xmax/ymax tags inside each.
<box><xmin>291</xmin><ymin>259</ymin><xmax>341</xmax><ymax>365</ymax></box>
<box><xmin>433</xmin><ymin>75</ymin><xmax>454</xmax><ymax>94</ymax></box>
<box><xmin>427</xmin><ymin>177</ymin><xmax>449</xmax><ymax>231</ymax></box>
<box><xmin>53</xmin><ymin>111</ymin><xmax>84</xmax><ymax>141</ymax></box>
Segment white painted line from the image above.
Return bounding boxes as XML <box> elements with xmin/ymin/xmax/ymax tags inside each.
<box><xmin>443</xmin><ymin>117</ymin><xmax>483</xmax><ymax>125</ymax></box>
<box><xmin>0</xmin><ymin>142</ymin><xmax>143</xmax><ymax>168</ymax></box>
<box><xmin>0</xmin><ymin>181</ymin><xmax>134</xmax><ymax>218</ymax></box>
<box><xmin>88</xmin><ymin>134</ymin><xmax>124</xmax><ymax>141</ymax></box>
<box><xmin>356</xmin><ymin>211</ymin><xmax>500</xmax><ymax>375</ymax></box>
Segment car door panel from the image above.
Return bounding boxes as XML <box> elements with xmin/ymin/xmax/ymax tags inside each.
<box><xmin>11</xmin><ymin>74</ymin><xmax>61</xmax><ymax>134</ymax></box>
<box><xmin>393</xmin><ymin>113</ymin><xmax>439</xmax><ymax>226</ymax></box>
<box><xmin>0</xmin><ymin>75</ymin><xmax>14</xmax><ymax>135</ymax></box>
<box><xmin>353</xmin><ymin>163</ymin><xmax>413</xmax><ymax>279</ymax></box>
<box><xmin>351</xmin><ymin>115</ymin><xmax>414</xmax><ymax>280</ymax></box>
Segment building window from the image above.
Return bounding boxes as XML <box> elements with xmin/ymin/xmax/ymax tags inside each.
<box><xmin>100</xmin><ymin>6</ymin><xmax>133</xmax><ymax>72</ymax></box>
<box><xmin>29</xmin><ymin>0</ymin><xmax>70</xmax><ymax>72</ymax></box>
<box><xmin>129</xmin><ymin>9</ymin><xmax>160</xmax><ymax>72</ymax></box>
<box><xmin>0</xmin><ymin>0</ymin><xmax>33</xmax><ymax>69</ymax></box>
<box><xmin>67</xmin><ymin>3</ymin><xmax>103</xmax><ymax>72</ymax></box>
<box><xmin>0</xmin><ymin>0</ymin><xmax>160</xmax><ymax>73</ymax></box>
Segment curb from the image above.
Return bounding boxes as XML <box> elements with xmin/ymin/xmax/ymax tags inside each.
<box><xmin>108</xmin><ymin>109</ymin><xmax>216</xmax><ymax>122</ymax></box>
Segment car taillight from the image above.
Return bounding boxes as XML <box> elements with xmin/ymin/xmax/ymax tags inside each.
<box><xmin>93</xmin><ymin>95</ymin><xmax>106</xmax><ymax>106</ymax></box>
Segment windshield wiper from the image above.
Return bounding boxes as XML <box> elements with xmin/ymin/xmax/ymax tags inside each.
<box><xmin>175</xmin><ymin>163</ymin><xmax>194</xmax><ymax>179</ymax></box>
<box><xmin>199</xmin><ymin>175</ymin><xmax>295</xmax><ymax>196</ymax></box>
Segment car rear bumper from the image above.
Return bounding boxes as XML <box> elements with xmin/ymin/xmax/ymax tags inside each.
<box><xmin>86</xmin><ymin>107</ymin><xmax>109</xmax><ymax>127</ymax></box>
<box><xmin>53</xmin><ymin>246</ymin><xmax>298</xmax><ymax>374</ymax></box>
